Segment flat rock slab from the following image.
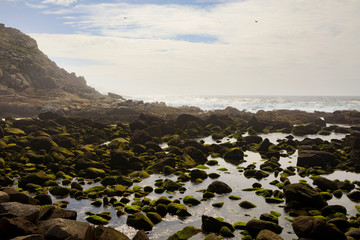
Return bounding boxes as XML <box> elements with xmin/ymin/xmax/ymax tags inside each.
<box><xmin>39</xmin><ymin>218</ymin><xmax>94</xmax><ymax>240</ymax></box>
<box><xmin>0</xmin><ymin>202</ymin><xmax>40</xmax><ymax>220</ymax></box>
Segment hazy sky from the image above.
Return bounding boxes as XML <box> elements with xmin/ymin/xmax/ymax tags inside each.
<box><xmin>1</xmin><ymin>0</ymin><xmax>360</xmax><ymax>96</ymax></box>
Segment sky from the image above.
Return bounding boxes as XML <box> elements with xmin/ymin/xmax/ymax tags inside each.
<box><xmin>1</xmin><ymin>0</ymin><xmax>360</xmax><ymax>97</ymax></box>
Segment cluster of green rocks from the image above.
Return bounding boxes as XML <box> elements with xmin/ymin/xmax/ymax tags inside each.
<box><xmin>1</xmin><ymin>111</ymin><xmax>360</xmax><ymax>239</ymax></box>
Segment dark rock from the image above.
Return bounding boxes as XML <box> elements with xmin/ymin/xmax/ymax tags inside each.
<box><xmin>201</xmin><ymin>215</ymin><xmax>234</xmax><ymax>234</ymax></box>
<box><xmin>184</xmin><ymin>146</ymin><xmax>207</xmax><ymax>165</ymax></box>
<box><xmin>49</xmin><ymin>186</ymin><xmax>70</xmax><ymax>197</ymax></box>
<box><xmin>283</xmin><ymin>183</ymin><xmax>327</xmax><ymax>209</ymax></box>
<box><xmin>313</xmin><ymin>177</ymin><xmax>338</xmax><ymax>191</ymax></box>
<box><xmin>223</xmin><ymin>148</ymin><xmax>244</xmax><ymax>165</ymax></box>
<box><xmin>292</xmin><ymin>216</ymin><xmax>346</xmax><ymax>240</ymax></box>
<box><xmin>34</xmin><ymin>194</ymin><xmax>52</xmax><ymax>205</ymax></box>
<box><xmin>176</xmin><ymin>114</ymin><xmax>204</xmax><ymax>129</ymax></box>
<box><xmin>0</xmin><ymin>191</ymin><xmax>10</xmax><ymax>203</ymax></box>
<box><xmin>0</xmin><ymin>202</ymin><xmax>40</xmax><ymax>221</ymax></box>
<box><xmin>246</xmin><ymin>219</ymin><xmax>282</xmax><ymax>236</ymax></box>
<box><xmin>38</xmin><ymin>218</ymin><xmax>94</xmax><ymax>240</ymax></box>
<box><xmin>95</xmin><ymin>225</ymin><xmax>130</xmax><ymax>240</ymax></box>
<box><xmin>0</xmin><ymin>216</ymin><xmax>39</xmax><ymax>239</ymax></box>
<box><xmin>3</xmin><ymin>188</ymin><xmax>38</xmax><ymax>205</ymax></box>
<box><xmin>244</xmin><ymin>135</ymin><xmax>263</xmax><ymax>144</ymax></box>
<box><xmin>129</xmin><ymin>130</ymin><xmax>152</xmax><ymax>146</ymax></box>
<box><xmin>256</xmin><ymin>229</ymin><xmax>284</xmax><ymax>240</ymax></box>
<box><xmin>190</xmin><ymin>169</ymin><xmax>208</xmax><ymax>180</ymax></box>
<box><xmin>19</xmin><ymin>172</ymin><xmax>56</xmax><ymax>189</ymax></box>
<box><xmin>133</xmin><ymin>230</ymin><xmax>149</xmax><ymax>240</ymax></box>
<box><xmin>126</xmin><ymin>213</ymin><xmax>153</xmax><ymax>231</ymax></box>
<box><xmin>30</xmin><ymin>136</ymin><xmax>56</xmax><ymax>152</ymax></box>
<box><xmin>347</xmin><ymin>191</ymin><xmax>360</xmax><ymax>202</ymax></box>
<box><xmin>327</xmin><ymin>218</ymin><xmax>349</xmax><ymax>232</ymax></box>
<box><xmin>297</xmin><ymin>150</ymin><xmax>337</xmax><ymax>167</ymax></box>
<box><xmin>293</xmin><ymin>124</ymin><xmax>321</xmax><ymax>136</ymax></box>
<box><xmin>207</xmin><ymin>181</ymin><xmax>232</xmax><ymax>194</ymax></box>
<box><xmin>346</xmin><ymin>228</ymin><xmax>360</xmax><ymax>239</ymax></box>
<box><xmin>321</xmin><ymin>205</ymin><xmax>347</xmax><ymax>216</ymax></box>
<box><xmin>37</xmin><ymin>206</ymin><xmax>77</xmax><ymax>221</ymax></box>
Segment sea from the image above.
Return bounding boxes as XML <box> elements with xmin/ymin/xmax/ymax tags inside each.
<box><xmin>128</xmin><ymin>95</ymin><xmax>360</xmax><ymax>113</ymax></box>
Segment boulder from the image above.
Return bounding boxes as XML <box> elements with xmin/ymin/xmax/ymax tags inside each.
<box><xmin>95</xmin><ymin>225</ymin><xmax>130</xmax><ymax>240</ymax></box>
<box><xmin>133</xmin><ymin>230</ymin><xmax>150</xmax><ymax>240</ymax></box>
<box><xmin>297</xmin><ymin>150</ymin><xmax>337</xmax><ymax>167</ymax></box>
<box><xmin>0</xmin><ymin>202</ymin><xmax>40</xmax><ymax>221</ymax></box>
<box><xmin>190</xmin><ymin>169</ymin><xmax>207</xmax><ymax>180</ymax></box>
<box><xmin>312</xmin><ymin>176</ymin><xmax>338</xmax><ymax>191</ymax></box>
<box><xmin>207</xmin><ymin>181</ymin><xmax>232</xmax><ymax>194</ymax></box>
<box><xmin>256</xmin><ymin>229</ymin><xmax>284</xmax><ymax>240</ymax></box>
<box><xmin>37</xmin><ymin>206</ymin><xmax>77</xmax><ymax>221</ymax></box>
<box><xmin>246</xmin><ymin>219</ymin><xmax>282</xmax><ymax>236</ymax></box>
<box><xmin>327</xmin><ymin>218</ymin><xmax>349</xmax><ymax>232</ymax></box>
<box><xmin>167</xmin><ymin>226</ymin><xmax>201</xmax><ymax>240</ymax></box>
<box><xmin>3</xmin><ymin>188</ymin><xmax>38</xmax><ymax>205</ymax></box>
<box><xmin>30</xmin><ymin>136</ymin><xmax>57</xmax><ymax>152</ymax></box>
<box><xmin>347</xmin><ymin>191</ymin><xmax>360</xmax><ymax>202</ymax></box>
<box><xmin>39</xmin><ymin>218</ymin><xmax>94</xmax><ymax>240</ymax></box>
<box><xmin>0</xmin><ymin>191</ymin><xmax>10</xmax><ymax>203</ymax></box>
<box><xmin>283</xmin><ymin>183</ymin><xmax>327</xmax><ymax>209</ymax></box>
<box><xmin>176</xmin><ymin>114</ymin><xmax>204</xmax><ymax>129</ymax></box>
<box><xmin>346</xmin><ymin>228</ymin><xmax>360</xmax><ymax>239</ymax></box>
<box><xmin>201</xmin><ymin>215</ymin><xmax>234</xmax><ymax>234</ymax></box>
<box><xmin>292</xmin><ymin>216</ymin><xmax>346</xmax><ymax>240</ymax></box>
<box><xmin>19</xmin><ymin>172</ymin><xmax>56</xmax><ymax>189</ymax></box>
<box><xmin>184</xmin><ymin>146</ymin><xmax>207</xmax><ymax>165</ymax></box>
<box><xmin>0</xmin><ymin>216</ymin><xmax>39</xmax><ymax>239</ymax></box>
<box><xmin>321</xmin><ymin>205</ymin><xmax>347</xmax><ymax>216</ymax></box>
<box><xmin>129</xmin><ymin>130</ymin><xmax>152</xmax><ymax>146</ymax></box>
<box><xmin>126</xmin><ymin>213</ymin><xmax>153</xmax><ymax>231</ymax></box>
<box><xmin>223</xmin><ymin>148</ymin><xmax>244</xmax><ymax>165</ymax></box>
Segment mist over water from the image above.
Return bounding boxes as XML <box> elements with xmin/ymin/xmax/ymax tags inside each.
<box><xmin>128</xmin><ymin>95</ymin><xmax>360</xmax><ymax>112</ymax></box>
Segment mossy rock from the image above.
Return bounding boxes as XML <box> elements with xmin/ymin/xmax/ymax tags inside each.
<box><xmin>239</xmin><ymin>201</ymin><xmax>257</xmax><ymax>209</ymax></box>
<box><xmin>233</xmin><ymin>221</ymin><xmax>247</xmax><ymax>230</ymax></box>
<box><xmin>124</xmin><ymin>205</ymin><xmax>141</xmax><ymax>214</ymax></box>
<box><xmin>146</xmin><ymin>212</ymin><xmax>162</xmax><ymax>224</ymax></box>
<box><xmin>156</xmin><ymin>196</ymin><xmax>172</xmax><ymax>205</ymax></box>
<box><xmin>91</xmin><ymin>200</ymin><xmax>102</xmax><ymax>207</ymax></box>
<box><xmin>116</xmin><ymin>176</ymin><xmax>133</xmax><ymax>186</ymax></box>
<box><xmin>19</xmin><ymin>171</ymin><xmax>56</xmax><ymax>188</ymax></box>
<box><xmin>49</xmin><ymin>185</ymin><xmax>70</xmax><ymax>197</ymax></box>
<box><xmin>212</xmin><ymin>202</ymin><xmax>224</xmax><ymax>208</ymax></box>
<box><xmin>208</xmin><ymin>173</ymin><xmax>220</xmax><ymax>179</ymax></box>
<box><xmin>167</xmin><ymin>203</ymin><xmax>188</xmax><ymax>215</ymax></box>
<box><xmin>228</xmin><ymin>195</ymin><xmax>241</xmax><ymax>200</ymax></box>
<box><xmin>163</xmin><ymin>166</ymin><xmax>176</xmax><ymax>175</ymax></box>
<box><xmin>127</xmin><ymin>212</ymin><xmax>154</xmax><ymax>231</ymax></box>
<box><xmin>100</xmin><ymin>176</ymin><xmax>118</xmax><ymax>186</ymax></box>
<box><xmin>220</xmin><ymin>226</ymin><xmax>234</xmax><ymax>237</ymax></box>
<box><xmin>203</xmin><ymin>191</ymin><xmax>215</xmax><ymax>199</ymax></box>
<box><xmin>71</xmin><ymin>182</ymin><xmax>83</xmax><ymax>191</ymax></box>
<box><xmin>6</xmin><ymin>128</ymin><xmax>25</xmax><ymax>136</ymax></box>
<box><xmin>97</xmin><ymin>212</ymin><xmax>112</xmax><ymax>220</ymax></box>
<box><xmin>86</xmin><ymin>215</ymin><xmax>109</xmax><ymax>225</ymax></box>
<box><xmin>206</xmin><ymin>160</ymin><xmax>218</xmax><ymax>166</ymax></box>
<box><xmin>265</xmin><ymin>197</ymin><xmax>284</xmax><ymax>203</ymax></box>
<box><xmin>167</xmin><ymin>225</ymin><xmax>201</xmax><ymax>240</ymax></box>
<box><xmin>195</xmin><ymin>164</ymin><xmax>209</xmax><ymax>169</ymax></box>
<box><xmin>183</xmin><ymin>195</ymin><xmax>201</xmax><ymax>206</ymax></box>
<box><xmin>81</xmin><ymin>167</ymin><xmax>106</xmax><ymax>178</ymax></box>
<box><xmin>84</xmin><ymin>185</ymin><xmax>106</xmax><ymax>194</ymax></box>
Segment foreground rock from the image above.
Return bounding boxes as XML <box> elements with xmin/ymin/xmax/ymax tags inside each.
<box><xmin>292</xmin><ymin>216</ymin><xmax>346</xmax><ymax>240</ymax></box>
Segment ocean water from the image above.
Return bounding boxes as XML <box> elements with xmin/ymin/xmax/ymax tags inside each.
<box><xmin>128</xmin><ymin>95</ymin><xmax>360</xmax><ymax>113</ymax></box>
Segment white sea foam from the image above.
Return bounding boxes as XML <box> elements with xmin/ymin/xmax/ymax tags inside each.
<box><xmin>127</xmin><ymin>95</ymin><xmax>360</xmax><ymax>113</ymax></box>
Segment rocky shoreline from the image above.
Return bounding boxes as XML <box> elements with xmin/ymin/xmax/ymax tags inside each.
<box><xmin>0</xmin><ymin>110</ymin><xmax>360</xmax><ymax>239</ymax></box>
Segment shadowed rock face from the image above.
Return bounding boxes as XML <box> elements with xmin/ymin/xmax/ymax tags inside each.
<box><xmin>297</xmin><ymin>150</ymin><xmax>337</xmax><ymax>167</ymax></box>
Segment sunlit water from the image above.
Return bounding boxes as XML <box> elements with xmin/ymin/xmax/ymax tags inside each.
<box><xmin>128</xmin><ymin>95</ymin><xmax>360</xmax><ymax>113</ymax></box>
<box><xmin>48</xmin><ymin>131</ymin><xmax>359</xmax><ymax>240</ymax></box>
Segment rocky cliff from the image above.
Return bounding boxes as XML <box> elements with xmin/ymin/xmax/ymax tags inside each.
<box><xmin>0</xmin><ymin>23</ymin><xmax>108</xmax><ymax>116</ymax></box>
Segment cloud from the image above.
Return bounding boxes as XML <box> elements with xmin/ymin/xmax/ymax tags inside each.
<box><xmin>29</xmin><ymin>0</ymin><xmax>360</xmax><ymax>96</ymax></box>
<box><xmin>42</xmin><ymin>0</ymin><xmax>77</xmax><ymax>6</ymax></box>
